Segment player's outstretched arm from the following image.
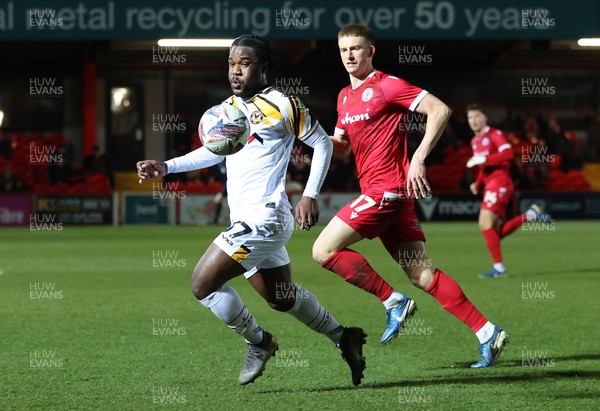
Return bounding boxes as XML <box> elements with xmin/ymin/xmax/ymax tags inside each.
<box><xmin>137</xmin><ymin>160</ymin><xmax>167</xmax><ymax>183</ymax></box>
<box><xmin>137</xmin><ymin>146</ymin><xmax>223</xmax><ymax>184</ymax></box>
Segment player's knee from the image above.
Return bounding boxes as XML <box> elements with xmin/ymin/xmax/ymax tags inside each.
<box><xmin>191</xmin><ymin>283</ymin><xmax>205</xmax><ymax>300</ymax></box>
<box><xmin>191</xmin><ymin>277</ymin><xmax>212</xmax><ymax>300</ymax></box>
<box><xmin>312</xmin><ymin>244</ymin><xmax>331</xmax><ymax>265</ymax></box>
<box><xmin>265</xmin><ymin>287</ymin><xmax>296</xmax><ymax>311</ymax></box>
<box><xmin>407</xmin><ymin>267</ymin><xmax>434</xmax><ymax>290</ymax></box>
<box><xmin>409</xmin><ymin>273</ymin><xmax>426</xmax><ymax>289</ymax></box>
<box><xmin>268</xmin><ymin>299</ymin><xmax>295</xmax><ymax>312</ymax></box>
<box><xmin>479</xmin><ymin>219</ymin><xmax>492</xmax><ymax>231</ymax></box>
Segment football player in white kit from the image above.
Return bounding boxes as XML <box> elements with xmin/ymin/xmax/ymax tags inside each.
<box><xmin>137</xmin><ymin>35</ymin><xmax>366</xmax><ymax>386</ymax></box>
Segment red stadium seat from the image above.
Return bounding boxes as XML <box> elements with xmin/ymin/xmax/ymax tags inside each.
<box><xmin>564</xmin><ymin>130</ymin><xmax>578</xmax><ymax>146</ymax></box>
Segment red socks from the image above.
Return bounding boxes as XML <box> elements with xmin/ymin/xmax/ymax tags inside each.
<box><xmin>500</xmin><ymin>214</ymin><xmax>527</xmax><ymax>239</ymax></box>
<box><xmin>426</xmin><ymin>269</ymin><xmax>488</xmax><ymax>333</ymax></box>
<box><xmin>482</xmin><ymin>213</ymin><xmax>527</xmax><ymax>263</ymax></box>
<box><xmin>323</xmin><ymin>251</ymin><xmax>489</xmax><ymax>334</ymax></box>
<box><xmin>322</xmin><ymin>248</ymin><xmax>393</xmax><ymax>302</ymax></box>
<box><xmin>482</xmin><ymin>228</ymin><xmax>502</xmax><ymax>264</ymax></box>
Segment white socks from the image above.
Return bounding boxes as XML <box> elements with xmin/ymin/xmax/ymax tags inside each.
<box><xmin>199</xmin><ymin>284</ymin><xmax>263</xmax><ymax>345</ymax></box>
<box><xmin>525</xmin><ymin>209</ymin><xmax>537</xmax><ymax>221</ymax></box>
<box><xmin>383</xmin><ymin>290</ymin><xmax>404</xmax><ymax>310</ymax></box>
<box><xmin>493</xmin><ymin>263</ymin><xmax>506</xmax><ymax>273</ymax></box>
<box><xmin>475</xmin><ymin>321</ymin><xmax>496</xmax><ymax>344</ymax></box>
<box><xmin>286</xmin><ymin>286</ymin><xmax>344</xmax><ymax>344</ymax></box>
<box><xmin>199</xmin><ymin>284</ymin><xmax>345</xmax><ymax>345</ymax></box>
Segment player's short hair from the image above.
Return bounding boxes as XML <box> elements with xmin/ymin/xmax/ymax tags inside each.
<box><xmin>231</xmin><ymin>35</ymin><xmax>272</xmax><ymax>66</ymax></box>
<box><xmin>338</xmin><ymin>24</ymin><xmax>375</xmax><ymax>45</ymax></box>
<box><xmin>466</xmin><ymin>104</ymin><xmax>486</xmax><ymax>115</ymax></box>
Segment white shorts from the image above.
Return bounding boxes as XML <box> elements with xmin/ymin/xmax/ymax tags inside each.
<box><xmin>213</xmin><ymin>207</ymin><xmax>295</xmax><ymax>279</ymax></box>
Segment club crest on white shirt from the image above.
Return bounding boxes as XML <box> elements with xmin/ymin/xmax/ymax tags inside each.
<box><xmin>250</xmin><ymin>110</ymin><xmax>263</xmax><ymax>124</ymax></box>
<box><xmin>362</xmin><ymin>88</ymin><xmax>373</xmax><ymax>102</ymax></box>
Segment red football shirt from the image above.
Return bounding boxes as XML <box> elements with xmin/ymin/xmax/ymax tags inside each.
<box><xmin>470</xmin><ymin>126</ymin><xmax>513</xmax><ymax>184</ymax></box>
<box><xmin>335</xmin><ymin>70</ymin><xmax>428</xmax><ymax>193</ymax></box>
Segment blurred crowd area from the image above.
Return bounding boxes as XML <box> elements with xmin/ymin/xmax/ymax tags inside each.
<box><xmin>293</xmin><ymin>109</ymin><xmax>600</xmax><ymax>194</ymax></box>
<box><xmin>1</xmin><ymin>108</ymin><xmax>599</xmax><ymax>195</ymax></box>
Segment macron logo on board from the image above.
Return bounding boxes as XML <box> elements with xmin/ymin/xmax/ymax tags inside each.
<box><xmin>341</xmin><ymin>112</ymin><xmax>370</xmax><ymax>125</ymax></box>
<box><xmin>417</xmin><ymin>197</ymin><xmax>439</xmax><ymax>221</ymax></box>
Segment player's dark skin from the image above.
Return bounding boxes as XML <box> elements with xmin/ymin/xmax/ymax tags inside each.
<box><xmin>137</xmin><ymin>45</ymin><xmax>319</xmax><ymax>312</ymax></box>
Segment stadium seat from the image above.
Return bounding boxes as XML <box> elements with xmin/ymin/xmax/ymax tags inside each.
<box><xmin>564</xmin><ymin>130</ymin><xmax>578</xmax><ymax>146</ymax></box>
<box><xmin>185</xmin><ymin>181</ymin><xmax>206</xmax><ymax>194</ymax></box>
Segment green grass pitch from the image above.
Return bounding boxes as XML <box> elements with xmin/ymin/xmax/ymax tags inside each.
<box><xmin>1</xmin><ymin>221</ymin><xmax>599</xmax><ymax>410</ymax></box>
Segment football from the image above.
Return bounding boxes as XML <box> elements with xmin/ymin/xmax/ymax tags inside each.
<box><xmin>199</xmin><ymin>103</ymin><xmax>251</xmax><ymax>155</ymax></box>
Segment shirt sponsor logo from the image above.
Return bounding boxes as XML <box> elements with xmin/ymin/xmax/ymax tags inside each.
<box><xmin>341</xmin><ymin>111</ymin><xmax>370</xmax><ymax>125</ymax></box>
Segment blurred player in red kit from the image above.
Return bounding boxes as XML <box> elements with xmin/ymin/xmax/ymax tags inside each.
<box><xmin>312</xmin><ymin>24</ymin><xmax>508</xmax><ymax>368</ymax></box>
<box><xmin>466</xmin><ymin>104</ymin><xmax>554</xmax><ymax>279</ymax></box>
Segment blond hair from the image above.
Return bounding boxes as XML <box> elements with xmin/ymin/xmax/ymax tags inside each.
<box><xmin>338</xmin><ymin>24</ymin><xmax>375</xmax><ymax>45</ymax></box>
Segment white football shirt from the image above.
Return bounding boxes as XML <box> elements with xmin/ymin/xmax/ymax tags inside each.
<box><xmin>165</xmin><ymin>86</ymin><xmax>331</xmax><ymax>222</ymax></box>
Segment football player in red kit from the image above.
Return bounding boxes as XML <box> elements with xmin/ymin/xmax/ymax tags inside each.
<box><xmin>311</xmin><ymin>24</ymin><xmax>507</xmax><ymax>368</ymax></box>
<box><xmin>466</xmin><ymin>104</ymin><xmax>554</xmax><ymax>279</ymax></box>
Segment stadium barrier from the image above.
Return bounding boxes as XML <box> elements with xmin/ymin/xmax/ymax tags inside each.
<box><xmin>121</xmin><ymin>192</ymin><xmax>176</xmax><ymax>225</ymax></box>
<box><xmin>0</xmin><ymin>193</ymin><xmax>31</xmax><ymax>226</ymax></box>
<box><xmin>179</xmin><ymin>194</ymin><xmax>229</xmax><ymax>226</ymax></box>
<box><xmin>0</xmin><ymin>194</ymin><xmax>113</xmax><ymax>226</ymax></box>
<box><xmin>3</xmin><ymin>191</ymin><xmax>600</xmax><ymax>227</ymax></box>
<box><xmin>518</xmin><ymin>193</ymin><xmax>600</xmax><ymax>219</ymax></box>
<box><xmin>35</xmin><ymin>196</ymin><xmax>113</xmax><ymax>224</ymax></box>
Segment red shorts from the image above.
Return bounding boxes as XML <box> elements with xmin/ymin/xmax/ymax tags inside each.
<box><xmin>481</xmin><ymin>179</ymin><xmax>514</xmax><ymax>220</ymax></box>
<box><xmin>337</xmin><ymin>191</ymin><xmax>426</xmax><ymax>257</ymax></box>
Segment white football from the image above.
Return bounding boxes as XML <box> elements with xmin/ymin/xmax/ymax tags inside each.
<box><xmin>199</xmin><ymin>103</ymin><xmax>250</xmax><ymax>155</ymax></box>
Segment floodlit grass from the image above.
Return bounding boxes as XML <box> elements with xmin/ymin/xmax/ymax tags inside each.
<box><xmin>1</xmin><ymin>221</ymin><xmax>598</xmax><ymax>410</ymax></box>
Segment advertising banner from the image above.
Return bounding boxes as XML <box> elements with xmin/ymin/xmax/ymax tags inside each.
<box><xmin>0</xmin><ymin>194</ymin><xmax>31</xmax><ymax>226</ymax></box>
